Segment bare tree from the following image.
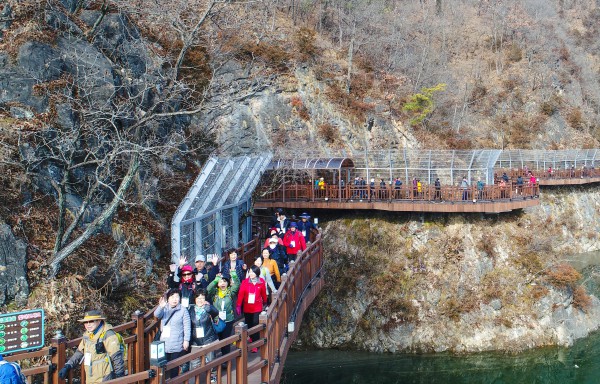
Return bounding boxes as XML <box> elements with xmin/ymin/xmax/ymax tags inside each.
<box><xmin>20</xmin><ymin>0</ymin><xmax>264</xmax><ymax>277</ymax></box>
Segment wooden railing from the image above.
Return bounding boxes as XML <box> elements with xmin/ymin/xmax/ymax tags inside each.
<box><xmin>8</xmin><ymin>233</ymin><xmax>324</xmax><ymax>384</ymax></box>
<box><xmin>256</xmin><ymin>182</ymin><xmax>539</xmax><ymax>203</ymax></box>
<box><xmin>496</xmin><ymin>167</ymin><xmax>600</xmax><ymax>181</ymax></box>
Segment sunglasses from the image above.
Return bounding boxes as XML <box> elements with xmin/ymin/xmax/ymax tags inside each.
<box><xmin>182</xmin><ymin>273</ymin><xmax>193</xmax><ymax>276</ymax></box>
<box><xmin>82</xmin><ymin>320</ymin><xmax>97</xmax><ymax>324</ymax></box>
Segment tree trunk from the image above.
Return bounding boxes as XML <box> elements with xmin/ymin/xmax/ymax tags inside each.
<box><xmin>346</xmin><ymin>19</ymin><xmax>356</xmax><ymax>94</ymax></box>
<box><xmin>49</xmin><ymin>154</ymin><xmax>140</xmax><ymax>278</ymax></box>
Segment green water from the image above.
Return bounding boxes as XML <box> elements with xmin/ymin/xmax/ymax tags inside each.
<box><xmin>282</xmin><ymin>252</ymin><xmax>600</xmax><ymax>384</ymax></box>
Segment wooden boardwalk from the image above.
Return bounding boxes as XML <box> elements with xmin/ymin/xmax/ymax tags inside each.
<box><xmin>255</xmin><ymin>168</ymin><xmax>600</xmax><ymax>213</ymax></box>
<box><xmin>10</xmin><ymin>235</ymin><xmax>324</xmax><ymax>384</ymax></box>
<box><xmin>255</xmin><ymin>183</ymin><xmax>541</xmax><ymax>213</ymax></box>
<box><xmin>256</xmin><ymin>198</ymin><xmax>539</xmax><ymax>213</ymax></box>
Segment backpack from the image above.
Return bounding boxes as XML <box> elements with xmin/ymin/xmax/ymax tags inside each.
<box><xmin>0</xmin><ymin>360</ymin><xmax>27</xmax><ymax>384</ymax></box>
<box><xmin>97</xmin><ymin>329</ymin><xmax>127</xmax><ymax>360</ymax></box>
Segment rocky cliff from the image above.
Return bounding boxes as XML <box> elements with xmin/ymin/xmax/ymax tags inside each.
<box><xmin>298</xmin><ymin>185</ymin><xmax>600</xmax><ymax>353</ymax></box>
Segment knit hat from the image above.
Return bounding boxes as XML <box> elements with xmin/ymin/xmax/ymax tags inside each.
<box><xmin>289</xmin><ymin>222</ymin><xmax>297</xmax><ymax>228</ymax></box>
<box><xmin>195</xmin><ymin>254</ymin><xmax>206</xmax><ymax>262</ymax></box>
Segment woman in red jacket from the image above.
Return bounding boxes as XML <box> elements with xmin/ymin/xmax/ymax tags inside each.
<box><xmin>236</xmin><ymin>265</ymin><xmax>267</xmax><ymax>353</ymax></box>
<box><xmin>283</xmin><ymin>222</ymin><xmax>306</xmax><ymax>262</ymax></box>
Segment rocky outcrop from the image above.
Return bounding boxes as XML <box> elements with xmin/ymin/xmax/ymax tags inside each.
<box><xmin>0</xmin><ymin>222</ymin><xmax>28</xmax><ymax>306</ymax></box>
<box><xmin>298</xmin><ymin>185</ymin><xmax>600</xmax><ymax>353</ymax></box>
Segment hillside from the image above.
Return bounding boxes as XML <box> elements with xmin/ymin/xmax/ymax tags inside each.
<box><xmin>1</xmin><ymin>0</ymin><xmax>600</xmax><ymax>338</ymax></box>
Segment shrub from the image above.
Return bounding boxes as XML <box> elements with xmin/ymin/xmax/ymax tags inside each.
<box><xmin>440</xmin><ymin>294</ymin><xmax>478</xmax><ymax>322</ymax></box>
<box><xmin>317</xmin><ymin>123</ymin><xmax>339</xmax><ymax>143</ymax></box>
<box><xmin>294</xmin><ymin>27</ymin><xmax>318</xmax><ymax>61</ymax></box>
<box><xmin>567</xmin><ymin>108</ymin><xmax>585</xmax><ymax>130</ymax></box>
<box><xmin>503</xmin><ymin>77</ymin><xmax>519</xmax><ymax>91</ymax></box>
<box><xmin>479</xmin><ymin>233</ymin><xmax>497</xmax><ymax>260</ymax></box>
<box><xmin>546</xmin><ymin>263</ymin><xmax>581</xmax><ymax>290</ymax></box>
<box><xmin>506</xmin><ymin>43</ymin><xmax>522</xmax><ymax>62</ymax></box>
<box><xmin>289</xmin><ymin>96</ymin><xmax>310</xmax><ymax>121</ymax></box>
<box><xmin>469</xmin><ymin>81</ymin><xmax>487</xmax><ymax>104</ymax></box>
<box><xmin>513</xmin><ymin>252</ymin><xmax>543</xmax><ymax>274</ymax></box>
<box><xmin>529</xmin><ymin>284</ymin><xmax>549</xmax><ymax>301</ymax></box>
<box><xmin>558</xmin><ymin>45</ymin><xmax>570</xmax><ymax>61</ymax></box>
<box><xmin>572</xmin><ymin>286</ymin><xmax>592</xmax><ymax>311</ymax></box>
<box><xmin>231</xmin><ymin>37</ymin><xmax>291</xmax><ymax>70</ymax></box>
<box><xmin>540</xmin><ymin>101</ymin><xmax>557</xmax><ymax>116</ymax></box>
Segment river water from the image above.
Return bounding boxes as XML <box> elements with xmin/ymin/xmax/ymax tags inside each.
<box><xmin>282</xmin><ymin>251</ymin><xmax>600</xmax><ymax>384</ymax></box>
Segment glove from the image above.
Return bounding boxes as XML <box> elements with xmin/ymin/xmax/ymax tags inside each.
<box><xmin>235</xmin><ymin>306</ymin><xmax>241</xmax><ymax>316</ymax></box>
<box><xmin>58</xmin><ymin>364</ymin><xmax>72</xmax><ymax>379</ymax></box>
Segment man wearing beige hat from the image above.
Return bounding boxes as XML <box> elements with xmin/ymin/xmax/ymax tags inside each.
<box><xmin>58</xmin><ymin>310</ymin><xmax>124</xmax><ymax>383</ymax></box>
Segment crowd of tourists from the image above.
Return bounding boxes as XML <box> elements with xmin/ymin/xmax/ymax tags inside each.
<box><xmin>309</xmin><ymin>168</ymin><xmax>548</xmax><ymax>202</ymax></box>
<box><xmin>55</xmin><ymin>209</ymin><xmax>315</xmax><ymax>383</ymax></box>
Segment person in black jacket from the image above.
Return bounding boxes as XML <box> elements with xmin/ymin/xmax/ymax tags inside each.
<box><xmin>296</xmin><ymin>213</ymin><xmax>315</xmax><ymax>244</ymax></box>
<box><xmin>266</xmin><ymin>237</ymin><xmax>288</xmax><ymax>273</ymax></box>
<box><xmin>189</xmin><ymin>289</ymin><xmax>219</xmax><ymax>377</ymax></box>
<box><xmin>167</xmin><ymin>261</ymin><xmax>198</xmax><ymax>309</ymax></box>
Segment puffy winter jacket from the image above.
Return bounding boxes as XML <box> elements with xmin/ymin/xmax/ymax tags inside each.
<box><xmin>237</xmin><ymin>277</ymin><xmax>267</xmax><ymax>314</ymax></box>
<box><xmin>154</xmin><ymin>304</ymin><xmax>191</xmax><ymax>354</ymax></box>
<box><xmin>207</xmin><ymin>275</ymin><xmax>240</xmax><ymax>322</ymax></box>
<box><xmin>283</xmin><ymin>230</ymin><xmax>306</xmax><ymax>256</ymax></box>
<box><xmin>189</xmin><ymin>303</ymin><xmax>219</xmax><ymax>346</ymax></box>
<box><xmin>0</xmin><ymin>356</ymin><xmax>24</xmax><ymax>384</ymax></box>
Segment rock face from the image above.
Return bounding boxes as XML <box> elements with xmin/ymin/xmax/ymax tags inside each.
<box><xmin>298</xmin><ymin>185</ymin><xmax>600</xmax><ymax>353</ymax></box>
<box><xmin>0</xmin><ymin>222</ymin><xmax>28</xmax><ymax>306</ymax></box>
<box><xmin>203</xmin><ymin>67</ymin><xmax>415</xmax><ymax>156</ymax></box>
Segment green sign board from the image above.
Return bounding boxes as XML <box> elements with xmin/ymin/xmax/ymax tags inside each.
<box><xmin>0</xmin><ymin>309</ymin><xmax>44</xmax><ymax>355</ymax></box>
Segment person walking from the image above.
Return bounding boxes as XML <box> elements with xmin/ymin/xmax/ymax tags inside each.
<box><xmin>0</xmin><ymin>354</ymin><xmax>25</xmax><ymax>384</ymax></box>
<box><xmin>188</xmin><ymin>289</ymin><xmax>219</xmax><ymax>382</ymax></box>
<box><xmin>207</xmin><ymin>273</ymin><xmax>240</xmax><ymax>359</ymax></box>
<box><xmin>461</xmin><ymin>177</ymin><xmax>469</xmax><ymax>201</ymax></box>
<box><xmin>252</xmin><ymin>255</ymin><xmax>277</xmax><ymax>302</ymax></box>
<box><xmin>236</xmin><ymin>265</ymin><xmax>267</xmax><ymax>353</ymax></box>
<box><xmin>58</xmin><ymin>310</ymin><xmax>125</xmax><ymax>383</ymax></box>
<box><xmin>219</xmin><ymin>250</ymin><xmax>246</xmax><ymax>285</ymax></box>
<box><xmin>154</xmin><ymin>289</ymin><xmax>191</xmax><ymax>379</ymax></box>
<box><xmin>296</xmin><ymin>213</ymin><xmax>315</xmax><ymax>244</ymax></box>
<box><xmin>283</xmin><ymin>222</ymin><xmax>306</xmax><ymax>262</ymax></box>
<box><xmin>477</xmin><ymin>179</ymin><xmax>485</xmax><ymax>200</ymax></box>
<box><xmin>167</xmin><ymin>260</ymin><xmax>199</xmax><ymax>309</ymax></box>
<box><xmin>261</xmin><ymin>247</ymin><xmax>281</xmax><ymax>289</ymax></box>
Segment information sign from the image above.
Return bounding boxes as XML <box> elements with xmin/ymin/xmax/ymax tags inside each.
<box><xmin>0</xmin><ymin>309</ymin><xmax>45</xmax><ymax>355</ymax></box>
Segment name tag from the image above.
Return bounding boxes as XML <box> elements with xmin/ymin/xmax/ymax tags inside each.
<box><xmin>162</xmin><ymin>325</ymin><xmax>171</xmax><ymax>339</ymax></box>
<box><xmin>84</xmin><ymin>353</ymin><xmax>92</xmax><ymax>366</ymax></box>
<box><xmin>302</xmin><ymin>230</ymin><xmax>306</xmax><ymax>237</ymax></box>
<box><xmin>219</xmin><ymin>311</ymin><xmax>226</xmax><ymax>320</ymax></box>
<box><xmin>196</xmin><ymin>327</ymin><xmax>204</xmax><ymax>338</ymax></box>
<box><xmin>181</xmin><ymin>297</ymin><xmax>189</xmax><ymax>308</ymax></box>
<box><xmin>290</xmin><ymin>241</ymin><xmax>295</xmax><ymax>247</ymax></box>
<box><xmin>248</xmin><ymin>293</ymin><xmax>256</xmax><ymax>304</ymax></box>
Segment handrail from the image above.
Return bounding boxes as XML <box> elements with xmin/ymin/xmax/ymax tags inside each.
<box><xmin>9</xmin><ymin>232</ymin><xmax>325</xmax><ymax>384</ymax></box>
<box><xmin>255</xmin><ymin>182</ymin><xmax>540</xmax><ymax>203</ymax></box>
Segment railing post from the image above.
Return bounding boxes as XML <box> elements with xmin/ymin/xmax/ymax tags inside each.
<box><xmin>149</xmin><ymin>364</ymin><xmax>166</xmax><ymax>384</ymax></box>
<box><xmin>132</xmin><ymin>310</ymin><xmax>145</xmax><ymax>377</ymax></box>
<box><xmin>259</xmin><ymin>311</ymin><xmax>270</xmax><ymax>382</ymax></box>
<box><xmin>51</xmin><ymin>330</ymin><xmax>67</xmax><ymax>384</ymax></box>
<box><xmin>236</xmin><ymin>322</ymin><xmax>249</xmax><ymax>384</ymax></box>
